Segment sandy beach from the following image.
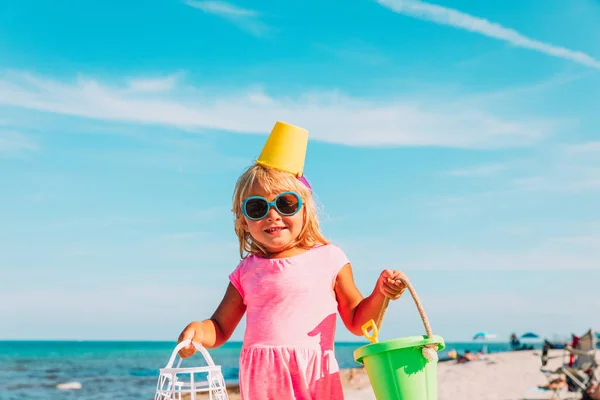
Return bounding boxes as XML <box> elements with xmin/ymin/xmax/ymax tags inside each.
<box><xmin>187</xmin><ymin>349</ymin><xmax>596</xmax><ymax>399</ymax></box>
<box><xmin>343</xmin><ymin>349</ymin><xmax>595</xmax><ymax>400</ymax></box>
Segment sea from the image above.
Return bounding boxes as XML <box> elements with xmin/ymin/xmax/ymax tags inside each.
<box><xmin>0</xmin><ymin>340</ymin><xmax>517</xmax><ymax>400</ymax></box>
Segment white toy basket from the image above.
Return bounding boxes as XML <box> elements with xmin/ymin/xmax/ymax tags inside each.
<box><xmin>154</xmin><ymin>339</ymin><xmax>229</xmax><ymax>400</ymax></box>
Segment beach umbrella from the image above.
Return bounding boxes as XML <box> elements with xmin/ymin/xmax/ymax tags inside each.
<box><xmin>520</xmin><ymin>332</ymin><xmax>541</xmax><ymax>339</ymax></box>
<box><xmin>520</xmin><ymin>332</ymin><xmax>543</xmax><ymax>350</ymax></box>
<box><xmin>473</xmin><ymin>331</ymin><xmax>496</xmax><ymax>353</ymax></box>
<box><xmin>473</xmin><ymin>332</ymin><xmax>497</xmax><ymax>340</ymax></box>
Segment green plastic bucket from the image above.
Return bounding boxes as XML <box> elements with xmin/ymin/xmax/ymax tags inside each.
<box><xmin>353</xmin><ymin>273</ymin><xmax>445</xmax><ymax>400</ymax></box>
<box><xmin>354</xmin><ymin>334</ymin><xmax>445</xmax><ymax>400</ymax></box>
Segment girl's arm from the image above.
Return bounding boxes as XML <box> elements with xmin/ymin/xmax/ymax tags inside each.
<box><xmin>178</xmin><ymin>283</ymin><xmax>246</xmax><ymax>356</ymax></box>
<box><xmin>334</xmin><ymin>264</ymin><xmax>406</xmax><ymax>336</ymax></box>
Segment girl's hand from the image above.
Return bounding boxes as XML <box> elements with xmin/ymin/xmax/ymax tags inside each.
<box><xmin>378</xmin><ymin>269</ymin><xmax>407</xmax><ymax>300</ymax></box>
<box><xmin>177</xmin><ymin>321</ymin><xmax>205</xmax><ymax>358</ymax></box>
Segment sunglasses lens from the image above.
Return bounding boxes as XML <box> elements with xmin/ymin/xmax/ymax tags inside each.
<box><xmin>276</xmin><ymin>193</ymin><xmax>300</xmax><ymax>215</ymax></box>
<box><xmin>244</xmin><ymin>198</ymin><xmax>269</xmax><ymax>219</ymax></box>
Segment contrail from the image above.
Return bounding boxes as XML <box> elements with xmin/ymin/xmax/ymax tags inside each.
<box><xmin>377</xmin><ymin>0</ymin><xmax>600</xmax><ymax>70</ymax></box>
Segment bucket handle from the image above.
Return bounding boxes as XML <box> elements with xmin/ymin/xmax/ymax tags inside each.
<box><xmin>378</xmin><ymin>272</ymin><xmax>433</xmax><ymax>339</ymax></box>
<box><xmin>164</xmin><ymin>339</ymin><xmax>218</xmax><ymax>369</ymax></box>
<box><xmin>362</xmin><ymin>272</ymin><xmax>437</xmax><ymax>356</ymax></box>
<box><xmin>361</xmin><ymin>273</ymin><xmax>440</xmax><ymax>362</ymax></box>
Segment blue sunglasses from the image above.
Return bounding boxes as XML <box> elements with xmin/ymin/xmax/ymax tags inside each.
<box><xmin>242</xmin><ymin>191</ymin><xmax>303</xmax><ymax>220</ymax></box>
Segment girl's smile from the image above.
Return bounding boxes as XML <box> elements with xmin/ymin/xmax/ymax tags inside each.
<box><xmin>264</xmin><ymin>226</ymin><xmax>287</xmax><ymax>235</ymax></box>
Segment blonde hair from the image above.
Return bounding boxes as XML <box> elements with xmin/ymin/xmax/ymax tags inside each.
<box><xmin>232</xmin><ymin>163</ymin><xmax>329</xmax><ymax>258</ymax></box>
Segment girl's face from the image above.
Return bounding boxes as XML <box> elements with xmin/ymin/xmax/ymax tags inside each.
<box><xmin>241</xmin><ymin>184</ymin><xmax>304</xmax><ymax>256</ymax></box>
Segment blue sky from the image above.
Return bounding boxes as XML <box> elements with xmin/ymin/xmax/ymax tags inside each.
<box><xmin>1</xmin><ymin>0</ymin><xmax>599</xmax><ymax>343</ymax></box>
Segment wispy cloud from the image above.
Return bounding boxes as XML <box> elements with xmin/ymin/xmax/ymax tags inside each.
<box><xmin>376</xmin><ymin>0</ymin><xmax>600</xmax><ymax>70</ymax></box>
<box><xmin>0</xmin><ymin>130</ymin><xmax>38</xmax><ymax>156</ymax></box>
<box><xmin>127</xmin><ymin>73</ymin><xmax>182</xmax><ymax>93</ymax></box>
<box><xmin>439</xmin><ymin>140</ymin><xmax>600</xmax><ymax>198</ymax></box>
<box><xmin>462</xmin><ymin>71</ymin><xmax>591</xmax><ymax>105</ymax></box>
<box><xmin>510</xmin><ymin>148</ymin><xmax>600</xmax><ymax>193</ymax></box>
<box><xmin>184</xmin><ymin>0</ymin><xmax>257</xmax><ymax>17</ymax></box>
<box><xmin>439</xmin><ymin>164</ymin><xmax>600</xmax><ymax>200</ymax></box>
<box><xmin>0</xmin><ymin>71</ymin><xmax>557</xmax><ymax>149</ymax></box>
<box><xmin>426</xmin><ymin>149</ymin><xmax>600</xmax><ymax>224</ymax></box>
<box><xmin>183</xmin><ymin>0</ymin><xmax>269</xmax><ymax>37</ymax></box>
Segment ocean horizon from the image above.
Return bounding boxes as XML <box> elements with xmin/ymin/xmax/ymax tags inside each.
<box><xmin>0</xmin><ymin>339</ymin><xmax>522</xmax><ymax>400</ymax></box>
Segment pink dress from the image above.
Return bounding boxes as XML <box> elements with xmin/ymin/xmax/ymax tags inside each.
<box><xmin>229</xmin><ymin>244</ymin><xmax>350</xmax><ymax>400</ymax></box>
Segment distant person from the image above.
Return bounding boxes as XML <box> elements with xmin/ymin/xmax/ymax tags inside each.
<box><xmin>569</xmin><ymin>334</ymin><xmax>580</xmax><ymax>367</ymax></box>
<box><xmin>510</xmin><ymin>333</ymin><xmax>520</xmax><ymax>350</ymax></box>
<box><xmin>457</xmin><ymin>350</ymin><xmax>480</xmax><ymax>363</ymax></box>
<box><xmin>174</xmin><ymin>122</ymin><xmax>409</xmax><ymax>399</ymax></box>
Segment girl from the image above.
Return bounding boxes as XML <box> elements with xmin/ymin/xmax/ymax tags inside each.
<box><xmin>177</xmin><ymin>163</ymin><xmax>407</xmax><ymax>399</ymax></box>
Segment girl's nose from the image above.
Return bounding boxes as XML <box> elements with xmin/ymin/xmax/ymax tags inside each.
<box><xmin>266</xmin><ymin>206</ymin><xmax>281</xmax><ymax>220</ymax></box>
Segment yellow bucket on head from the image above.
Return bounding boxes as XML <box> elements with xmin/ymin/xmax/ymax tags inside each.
<box><xmin>256</xmin><ymin>121</ymin><xmax>308</xmax><ymax>177</ymax></box>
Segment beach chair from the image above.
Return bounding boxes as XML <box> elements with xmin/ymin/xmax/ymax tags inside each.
<box><xmin>541</xmin><ymin>329</ymin><xmax>598</xmax><ymax>393</ymax></box>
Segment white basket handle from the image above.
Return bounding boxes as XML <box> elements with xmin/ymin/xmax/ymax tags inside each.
<box><xmin>164</xmin><ymin>339</ymin><xmax>218</xmax><ymax>369</ymax></box>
